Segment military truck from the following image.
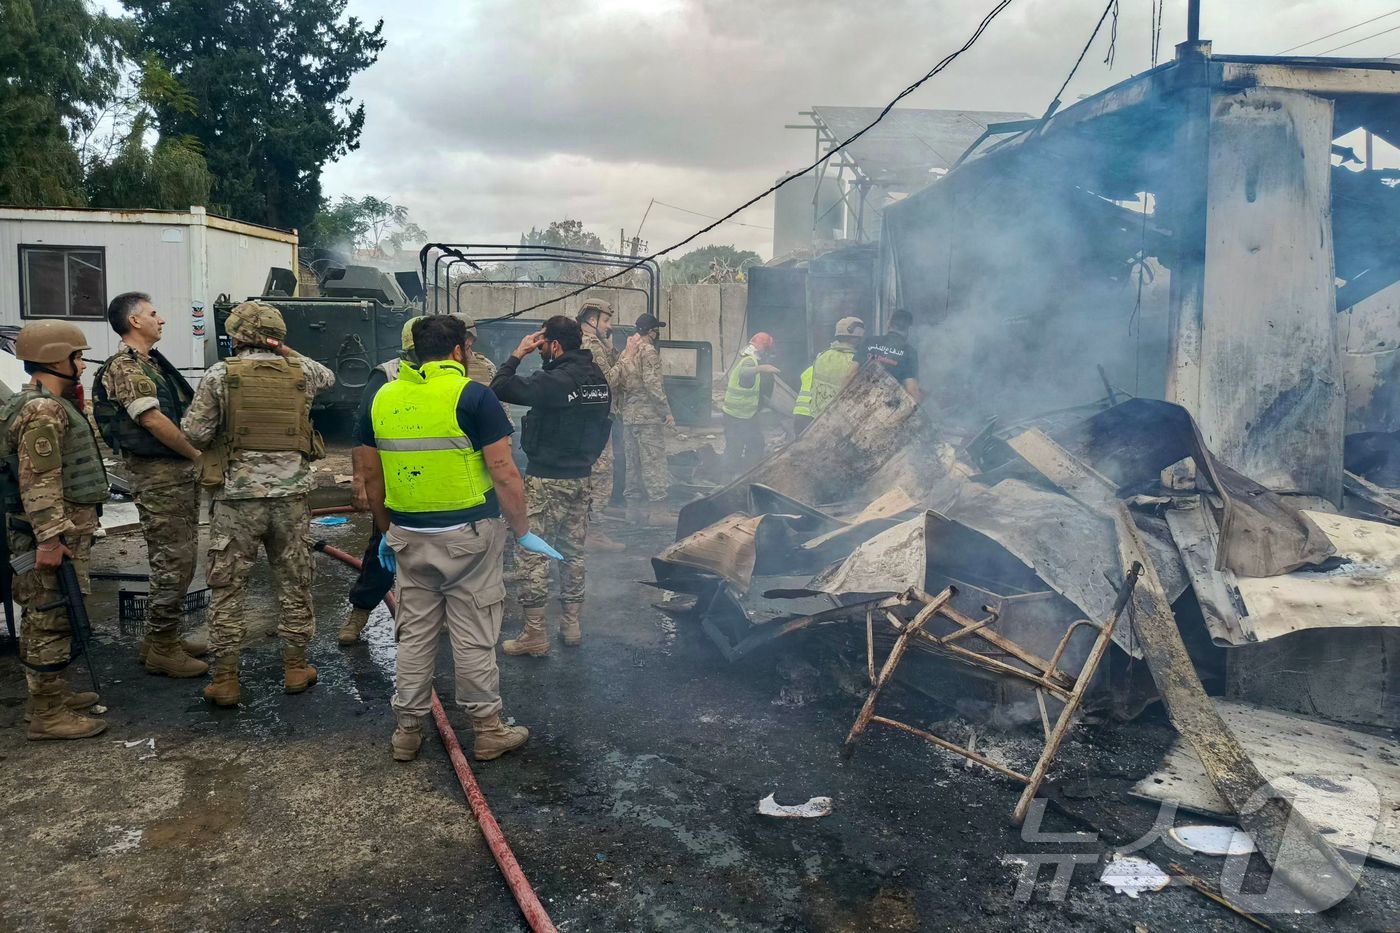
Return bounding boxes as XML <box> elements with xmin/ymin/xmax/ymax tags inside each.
<box><xmin>211</xmin><ymin>263</ymin><xmax>421</xmax><ymax>412</ymax></box>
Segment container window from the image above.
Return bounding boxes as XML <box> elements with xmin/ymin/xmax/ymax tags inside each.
<box><xmin>19</xmin><ymin>245</ymin><xmax>107</xmax><ymax>320</ymax></box>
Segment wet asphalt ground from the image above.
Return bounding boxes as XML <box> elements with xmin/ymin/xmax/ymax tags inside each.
<box><xmin>1</xmin><ymin>507</ymin><xmax>1398</xmax><ymax>932</ymax></box>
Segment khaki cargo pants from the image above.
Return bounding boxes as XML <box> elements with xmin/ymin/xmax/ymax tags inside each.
<box><xmin>386</xmin><ymin>518</ymin><xmax>508</xmax><ymax>720</ymax></box>
<box><xmin>206</xmin><ymin>496</ymin><xmax>315</xmax><ymax>659</ymax></box>
<box><xmin>11</xmin><ymin>531</ymin><xmax>93</xmax><ymax>699</ymax></box>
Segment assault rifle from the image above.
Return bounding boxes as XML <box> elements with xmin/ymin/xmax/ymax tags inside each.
<box><xmin>8</xmin><ymin>527</ymin><xmax>99</xmax><ymax>692</ymax></box>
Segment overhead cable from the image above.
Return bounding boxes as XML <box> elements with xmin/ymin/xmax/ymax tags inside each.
<box><xmin>1277</xmin><ymin>8</ymin><xmax>1400</xmax><ymax>54</ymax></box>
<box><xmin>1316</xmin><ymin>21</ymin><xmax>1400</xmax><ymax>56</ymax></box>
<box><xmin>1038</xmin><ymin>0</ymin><xmax>1120</xmax><ymax>125</ymax></box>
<box><xmin>479</xmin><ymin>0</ymin><xmax>1018</xmax><ymax>323</ymax></box>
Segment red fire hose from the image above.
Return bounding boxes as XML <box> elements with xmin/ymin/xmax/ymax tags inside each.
<box><xmin>313</xmin><ymin>540</ymin><xmax>558</xmax><ymax>933</ymax></box>
<box><xmin>309</xmin><ymin>505</ymin><xmax>359</xmax><ymax>516</ymax></box>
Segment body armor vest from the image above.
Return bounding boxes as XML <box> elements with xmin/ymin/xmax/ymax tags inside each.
<box><xmin>0</xmin><ymin>387</ymin><xmax>109</xmax><ymax>513</ymax></box>
<box><xmin>224</xmin><ymin>357</ymin><xmax>316</xmax><ymax>455</ymax></box>
<box><xmin>93</xmin><ymin>348</ymin><xmax>194</xmax><ymax>459</ymax></box>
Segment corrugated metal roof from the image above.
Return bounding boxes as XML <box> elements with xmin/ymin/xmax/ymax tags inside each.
<box><xmin>810</xmin><ymin>106</ymin><xmax>1032</xmax><ymax>188</ymax></box>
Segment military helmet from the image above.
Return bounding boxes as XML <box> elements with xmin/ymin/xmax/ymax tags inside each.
<box><xmin>449</xmin><ymin>312</ymin><xmax>479</xmax><ymax>336</ymax></box>
<box><xmin>401</xmin><ymin>317</ymin><xmax>419</xmax><ymax>351</ymax></box>
<box><xmin>835</xmin><ymin>316</ymin><xmax>865</xmax><ymax>337</ymax></box>
<box><xmin>576</xmin><ymin>298</ymin><xmax>612</xmax><ymax>324</ymax></box>
<box><xmin>15</xmin><ymin>320</ymin><xmax>90</xmax><ymax>364</ymax></box>
<box><xmin>225</xmin><ymin>300</ymin><xmax>287</xmax><ymax>346</ymax></box>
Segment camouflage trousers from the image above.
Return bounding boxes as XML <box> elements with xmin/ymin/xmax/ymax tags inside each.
<box><xmin>589</xmin><ymin>434</ymin><xmax>614</xmax><ymax>515</ymax></box>
<box><xmin>206</xmin><ymin>496</ymin><xmax>315</xmax><ymax>659</ymax></box>
<box><xmin>132</xmin><ymin>474</ymin><xmax>199</xmax><ymax>638</ymax></box>
<box><xmin>10</xmin><ymin>531</ymin><xmax>93</xmax><ymax>699</ymax></box>
<box><xmin>516</xmin><ymin>476</ymin><xmax>590</xmax><ymax>608</ymax></box>
<box><xmin>623</xmin><ymin>423</ymin><xmax>668</xmax><ymax>503</ymax></box>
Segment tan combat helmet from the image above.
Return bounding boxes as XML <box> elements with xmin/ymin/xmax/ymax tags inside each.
<box><xmin>449</xmin><ymin>313</ymin><xmax>479</xmax><ymax>336</ymax></box>
<box><xmin>835</xmin><ymin>316</ymin><xmax>865</xmax><ymax>338</ymax></box>
<box><xmin>15</xmin><ymin>320</ymin><xmax>90</xmax><ymax>363</ymax></box>
<box><xmin>576</xmin><ymin>298</ymin><xmax>611</xmax><ymax>324</ymax></box>
<box><xmin>225</xmin><ymin>300</ymin><xmax>287</xmax><ymax>347</ymax></box>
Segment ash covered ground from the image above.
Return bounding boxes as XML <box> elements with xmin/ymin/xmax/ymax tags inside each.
<box><xmin>1</xmin><ymin>505</ymin><xmax>1397</xmax><ymax>931</ymax></box>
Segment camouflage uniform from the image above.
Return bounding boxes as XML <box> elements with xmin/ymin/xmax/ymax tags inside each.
<box><xmin>582</xmin><ymin>331</ymin><xmax>622</xmax><ymax>512</ymax></box>
<box><xmin>516</xmin><ymin>476</ymin><xmax>591</xmax><ymax>608</ymax></box>
<box><xmin>182</xmin><ymin>349</ymin><xmax>334</xmax><ymax>659</ymax></box>
<box><xmin>466</xmin><ymin>350</ymin><xmax>497</xmax><ymax>384</ymax></box>
<box><xmin>5</xmin><ymin>397</ymin><xmax>100</xmax><ymax>697</ymax></box>
<box><xmin>98</xmin><ymin>343</ymin><xmax>198</xmax><ymax>642</ymax></box>
<box><xmin>617</xmin><ymin>340</ymin><xmax>670</xmax><ymax>503</ymax></box>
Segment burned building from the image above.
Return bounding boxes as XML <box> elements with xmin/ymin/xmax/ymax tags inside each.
<box><xmin>879</xmin><ymin>43</ymin><xmax>1400</xmax><ymax>507</ymax></box>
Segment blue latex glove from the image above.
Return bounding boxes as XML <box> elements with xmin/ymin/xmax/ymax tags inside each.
<box><xmin>517</xmin><ymin>532</ymin><xmax>563</xmax><ymax>561</ymax></box>
<box><xmin>377</xmin><ymin>536</ymin><xmax>397</xmax><ymax>573</ymax></box>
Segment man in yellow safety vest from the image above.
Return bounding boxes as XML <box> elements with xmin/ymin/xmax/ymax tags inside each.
<box><xmin>720</xmin><ymin>332</ymin><xmax>779</xmax><ymax>476</ymax></box>
<box><xmin>810</xmin><ymin>316</ymin><xmax>865</xmax><ymax>417</ymax></box>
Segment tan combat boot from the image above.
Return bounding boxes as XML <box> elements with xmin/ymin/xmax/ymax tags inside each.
<box><xmin>143</xmin><ymin>635</ymin><xmax>210</xmax><ymax>679</ymax></box>
<box><xmin>202</xmin><ymin>655</ymin><xmax>241</xmax><ymax>707</ymax></box>
<box><xmin>23</xmin><ymin>682</ymin><xmax>99</xmax><ymax>723</ymax></box>
<box><xmin>139</xmin><ymin>635</ymin><xmax>209</xmax><ymax>664</ymax></box>
<box><xmin>339</xmin><ymin>607</ymin><xmax>371</xmax><ymax>646</ymax></box>
<box><xmin>471</xmin><ymin>712</ymin><xmax>529</xmax><ymax>761</ymax></box>
<box><xmin>27</xmin><ymin>693</ymin><xmax>107</xmax><ymax>741</ymax></box>
<box><xmin>283</xmin><ymin>644</ymin><xmax>318</xmax><ymax>694</ymax></box>
<box><xmin>502</xmin><ymin>607</ymin><xmax>550</xmax><ymax>657</ymax></box>
<box><xmin>590</xmin><ymin>527</ymin><xmax>625</xmax><ymax>552</ymax></box>
<box><xmin>391</xmin><ymin>714</ymin><xmax>424</xmax><ymax>762</ymax></box>
<box><xmin>560</xmin><ymin>602</ymin><xmax>583</xmax><ymax>647</ymax></box>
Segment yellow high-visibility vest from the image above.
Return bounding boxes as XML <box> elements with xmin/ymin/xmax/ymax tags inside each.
<box><xmin>722</xmin><ymin>354</ymin><xmax>761</xmax><ymax>420</ymax></box>
<box><xmin>792</xmin><ymin>366</ymin><xmax>814</xmax><ymax>417</ymax></box>
<box><xmin>371</xmin><ymin>359</ymin><xmax>493</xmax><ymax>522</ymax></box>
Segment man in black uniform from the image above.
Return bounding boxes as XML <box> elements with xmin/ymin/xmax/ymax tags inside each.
<box><xmin>864</xmin><ymin>308</ymin><xmax>921</xmax><ymax>401</ymax></box>
<box><xmin>491</xmin><ymin>315</ymin><xmax>612</xmax><ymax>655</ymax></box>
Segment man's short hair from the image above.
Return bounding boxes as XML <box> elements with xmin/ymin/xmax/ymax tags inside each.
<box><xmin>889</xmin><ymin>308</ymin><xmax>913</xmax><ymax>330</ymax></box>
<box><xmin>107</xmin><ymin>292</ymin><xmax>151</xmax><ymax>336</ymax></box>
<box><xmin>412</xmin><ymin>315</ymin><xmax>468</xmax><ymax>362</ymax></box>
<box><xmin>543</xmin><ymin>315</ymin><xmax>582</xmax><ymax>351</ymax></box>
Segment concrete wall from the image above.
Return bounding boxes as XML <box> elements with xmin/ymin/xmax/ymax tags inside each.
<box><xmin>1342</xmin><ymin>278</ymin><xmax>1400</xmax><ymax>435</ymax></box>
<box><xmin>444</xmin><ymin>283</ymin><xmax>749</xmax><ymax>374</ymax></box>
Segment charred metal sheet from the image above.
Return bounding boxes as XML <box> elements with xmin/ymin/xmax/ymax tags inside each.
<box><xmin>1163</xmin><ymin>498</ymin><xmax>1249</xmax><ymax>646</ymax></box>
<box><xmin>1050</xmin><ymin>399</ymin><xmax>1336</xmax><ymax>577</ymax></box>
<box><xmin>652</xmin><ymin>513</ymin><xmax>762</xmax><ymax>594</ymax></box>
<box><xmin>677</xmin><ymin>363</ymin><xmax>939</xmax><ymax>539</ymax></box>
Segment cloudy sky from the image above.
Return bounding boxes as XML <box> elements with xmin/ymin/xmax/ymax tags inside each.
<box><xmin>320</xmin><ymin>0</ymin><xmax>1400</xmax><ymax>260</ymax></box>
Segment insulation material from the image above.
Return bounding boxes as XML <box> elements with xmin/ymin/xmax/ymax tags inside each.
<box><xmin>1133</xmin><ymin>700</ymin><xmax>1400</xmax><ymax>868</ymax></box>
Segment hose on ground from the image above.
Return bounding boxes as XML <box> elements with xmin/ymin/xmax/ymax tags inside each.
<box><xmin>313</xmin><ymin>539</ymin><xmax>558</xmax><ymax>933</ymax></box>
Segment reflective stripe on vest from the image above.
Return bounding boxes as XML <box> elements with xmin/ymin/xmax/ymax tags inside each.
<box><xmin>792</xmin><ymin>366</ymin><xmax>814</xmax><ymax>417</ymax></box>
<box><xmin>0</xmin><ymin>387</ymin><xmax>109</xmax><ymax>507</ymax></box>
<box><xmin>370</xmin><ymin>359</ymin><xmax>494</xmax><ymax>521</ymax></box>
<box><xmin>811</xmin><ymin>345</ymin><xmax>855</xmax><ymax>415</ymax></box>
<box><xmin>722</xmin><ymin>354</ymin><xmax>760</xmax><ymax>420</ymax></box>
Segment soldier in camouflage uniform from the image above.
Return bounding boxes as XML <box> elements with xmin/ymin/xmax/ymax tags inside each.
<box><xmin>490</xmin><ymin>316</ymin><xmax>612</xmax><ymax>653</ymax></box>
<box><xmin>577</xmin><ymin>300</ymin><xmax>625</xmax><ymax>552</ymax></box>
<box><xmin>183</xmin><ymin>301</ymin><xmax>334</xmax><ymax>706</ymax></box>
<box><xmin>616</xmin><ymin>313</ymin><xmax>673</xmax><ymax>524</ymax></box>
<box><xmin>1</xmin><ymin>321</ymin><xmax>109</xmax><ymax>739</ymax></box>
<box><xmin>93</xmin><ymin>292</ymin><xmax>207</xmax><ymax>678</ymax></box>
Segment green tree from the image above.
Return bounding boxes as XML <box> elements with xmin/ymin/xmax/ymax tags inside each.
<box><xmin>0</xmin><ymin>0</ymin><xmax>122</xmax><ymax>206</ymax></box>
<box><xmin>661</xmin><ymin>244</ymin><xmax>762</xmax><ymax>285</ymax></box>
<box><xmin>85</xmin><ymin>56</ymin><xmax>214</xmax><ymax>210</ymax></box>
<box><xmin>122</xmin><ymin>0</ymin><xmax>385</xmax><ymax>231</ymax></box>
<box><xmin>304</xmin><ymin>195</ymin><xmax>426</xmax><ymax>255</ymax></box>
<box><xmin>488</xmin><ymin>219</ymin><xmax>610</xmax><ymax>283</ymax></box>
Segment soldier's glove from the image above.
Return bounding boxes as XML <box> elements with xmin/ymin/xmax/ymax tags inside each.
<box><xmin>517</xmin><ymin>532</ymin><xmax>563</xmax><ymax>561</ymax></box>
<box><xmin>378</xmin><ymin>536</ymin><xmax>397</xmax><ymax>573</ymax></box>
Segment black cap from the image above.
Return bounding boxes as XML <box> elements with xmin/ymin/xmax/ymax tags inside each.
<box><xmin>634</xmin><ymin>313</ymin><xmax>666</xmax><ymax>333</ymax></box>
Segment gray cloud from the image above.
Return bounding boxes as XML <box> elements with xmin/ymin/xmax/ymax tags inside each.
<box><xmin>323</xmin><ymin>0</ymin><xmax>1400</xmax><ymax>260</ymax></box>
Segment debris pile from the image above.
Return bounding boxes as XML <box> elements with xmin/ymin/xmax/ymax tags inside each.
<box><xmin>652</xmin><ymin>362</ymin><xmax>1400</xmax><ymax>910</ymax></box>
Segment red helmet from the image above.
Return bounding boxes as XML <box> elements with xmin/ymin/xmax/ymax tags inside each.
<box><xmin>751</xmin><ymin>332</ymin><xmax>774</xmax><ymax>351</ymax></box>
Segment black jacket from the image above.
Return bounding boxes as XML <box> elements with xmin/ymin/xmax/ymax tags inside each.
<box><xmin>491</xmin><ymin>348</ymin><xmax>612</xmax><ymax>479</ymax></box>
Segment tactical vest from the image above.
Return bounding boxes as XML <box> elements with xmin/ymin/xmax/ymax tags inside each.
<box><xmin>811</xmin><ymin>344</ymin><xmax>856</xmax><ymax>416</ymax></box>
<box><xmin>376</xmin><ymin>358</ymin><xmax>402</xmax><ymax>381</ymax></box>
<box><xmin>792</xmin><ymin>366</ymin><xmax>815</xmax><ymax>418</ymax></box>
<box><xmin>0</xmin><ymin>387</ymin><xmax>110</xmax><ymax>514</ymax></box>
<box><xmin>224</xmin><ymin>357</ymin><xmax>316</xmax><ymax>455</ymax></box>
<box><xmin>518</xmin><ymin>358</ymin><xmax>612</xmax><ymax>467</ymax></box>
<box><xmin>371</xmin><ymin>360</ymin><xmax>494</xmax><ymax>524</ymax></box>
<box><xmin>93</xmin><ymin>347</ymin><xmax>194</xmax><ymax>459</ymax></box>
<box><xmin>722</xmin><ymin>354</ymin><xmax>761</xmax><ymax>420</ymax></box>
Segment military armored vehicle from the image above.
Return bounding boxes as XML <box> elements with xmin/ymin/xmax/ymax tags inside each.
<box><xmin>212</xmin><ymin>262</ymin><xmax>421</xmax><ymax>412</ymax></box>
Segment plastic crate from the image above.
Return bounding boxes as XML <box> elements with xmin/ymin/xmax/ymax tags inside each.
<box><xmin>117</xmin><ymin>587</ymin><xmax>211</xmax><ymax>637</ymax></box>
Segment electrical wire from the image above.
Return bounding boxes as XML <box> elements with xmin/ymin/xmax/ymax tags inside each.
<box><xmin>479</xmin><ymin>0</ymin><xmax>1019</xmax><ymax>322</ymax></box>
<box><xmin>1038</xmin><ymin>0</ymin><xmax>1121</xmax><ymax>124</ymax></box>
<box><xmin>1277</xmin><ymin>7</ymin><xmax>1400</xmax><ymax>54</ymax></box>
<box><xmin>651</xmin><ymin>199</ymin><xmax>773</xmax><ymax>230</ymax></box>
<box><xmin>1316</xmin><ymin>21</ymin><xmax>1400</xmax><ymax>56</ymax></box>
